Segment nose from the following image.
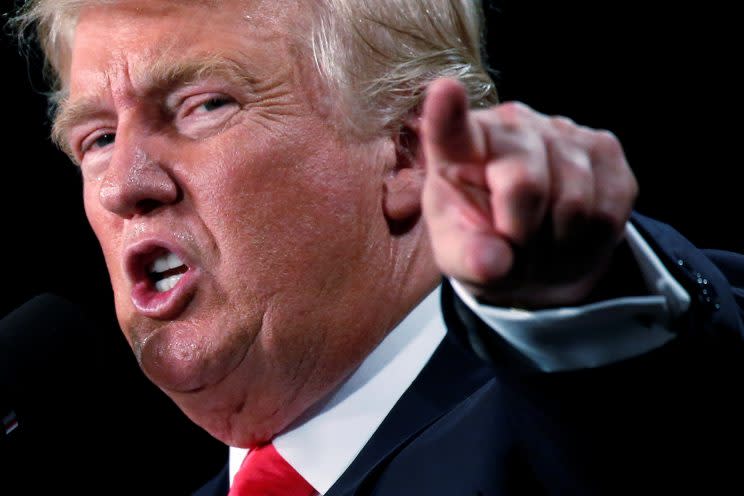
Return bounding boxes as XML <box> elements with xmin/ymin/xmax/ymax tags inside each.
<box><xmin>98</xmin><ymin>127</ymin><xmax>180</xmax><ymax>218</ymax></box>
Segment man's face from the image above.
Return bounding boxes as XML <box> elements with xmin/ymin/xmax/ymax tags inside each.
<box><xmin>65</xmin><ymin>0</ymin><xmax>400</xmax><ymax>446</ymax></box>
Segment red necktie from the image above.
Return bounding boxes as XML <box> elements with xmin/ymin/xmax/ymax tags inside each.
<box><xmin>228</xmin><ymin>444</ymin><xmax>316</xmax><ymax>496</ymax></box>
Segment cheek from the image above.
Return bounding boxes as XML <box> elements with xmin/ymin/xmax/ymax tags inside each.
<box><xmin>193</xmin><ymin>132</ymin><xmax>379</xmax><ymax>278</ymax></box>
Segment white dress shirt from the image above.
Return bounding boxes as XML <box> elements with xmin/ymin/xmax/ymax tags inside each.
<box><xmin>229</xmin><ymin>223</ymin><xmax>691</xmax><ymax>494</ymax></box>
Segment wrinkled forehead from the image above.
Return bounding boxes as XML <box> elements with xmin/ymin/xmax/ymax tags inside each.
<box><xmin>64</xmin><ymin>0</ymin><xmax>302</xmax><ymax>91</ymax></box>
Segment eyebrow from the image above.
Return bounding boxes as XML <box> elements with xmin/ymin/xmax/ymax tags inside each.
<box><xmin>53</xmin><ymin>55</ymin><xmax>256</xmax><ymax>153</ymax></box>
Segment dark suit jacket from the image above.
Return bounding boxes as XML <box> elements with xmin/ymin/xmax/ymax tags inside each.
<box><xmin>196</xmin><ymin>214</ymin><xmax>744</xmax><ymax>495</ymax></box>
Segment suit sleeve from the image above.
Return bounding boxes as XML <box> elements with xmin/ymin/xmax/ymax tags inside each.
<box><xmin>631</xmin><ymin>212</ymin><xmax>744</xmax><ymax>342</ymax></box>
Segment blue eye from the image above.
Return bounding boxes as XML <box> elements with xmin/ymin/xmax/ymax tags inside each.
<box><xmin>201</xmin><ymin>98</ymin><xmax>230</xmax><ymax>112</ymax></box>
<box><xmin>93</xmin><ymin>133</ymin><xmax>116</xmax><ymax>149</ymax></box>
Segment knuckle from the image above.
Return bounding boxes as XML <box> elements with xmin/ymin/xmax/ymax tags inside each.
<box><xmin>500</xmin><ymin>101</ymin><xmax>531</xmax><ymax>115</ymax></box>
<box><xmin>596</xmin><ymin>128</ymin><xmax>618</xmax><ymax>141</ymax></box>
<box><xmin>497</xmin><ymin>101</ymin><xmax>533</xmax><ymax>127</ymax></box>
<box><xmin>550</xmin><ymin>116</ymin><xmax>577</xmax><ymax>132</ymax></box>
<box><xmin>592</xmin><ymin>129</ymin><xmax>623</xmax><ymax>156</ymax></box>
<box><xmin>553</xmin><ymin>144</ymin><xmax>592</xmax><ymax>172</ymax></box>
<box><xmin>488</xmin><ymin>125</ymin><xmax>542</xmax><ymax>157</ymax></box>
<box><xmin>572</xmin><ymin>125</ymin><xmax>595</xmax><ymax>145</ymax></box>
<box><xmin>570</xmin><ymin>155</ymin><xmax>593</xmax><ymax>177</ymax></box>
<box><xmin>511</xmin><ymin>130</ymin><xmax>541</xmax><ymax>154</ymax></box>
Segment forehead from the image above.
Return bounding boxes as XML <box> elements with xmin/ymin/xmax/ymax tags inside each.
<box><xmin>67</xmin><ymin>0</ymin><xmax>299</xmax><ymax>95</ymax></box>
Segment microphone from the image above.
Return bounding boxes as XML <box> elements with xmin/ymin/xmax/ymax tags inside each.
<box><xmin>0</xmin><ymin>293</ymin><xmax>100</xmax><ymax>452</ymax></box>
<box><xmin>0</xmin><ymin>293</ymin><xmax>227</xmax><ymax>493</ymax></box>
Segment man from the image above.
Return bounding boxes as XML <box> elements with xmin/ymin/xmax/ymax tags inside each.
<box><xmin>14</xmin><ymin>0</ymin><xmax>744</xmax><ymax>494</ymax></box>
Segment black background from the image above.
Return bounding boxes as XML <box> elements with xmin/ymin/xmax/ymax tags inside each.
<box><xmin>0</xmin><ymin>0</ymin><xmax>740</xmax><ymax>492</ymax></box>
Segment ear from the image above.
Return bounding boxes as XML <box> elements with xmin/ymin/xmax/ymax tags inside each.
<box><xmin>382</xmin><ymin>114</ymin><xmax>426</xmax><ymax>232</ymax></box>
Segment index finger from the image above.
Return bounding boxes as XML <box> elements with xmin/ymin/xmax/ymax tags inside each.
<box><xmin>422</xmin><ymin>78</ymin><xmax>487</xmax><ymax>168</ymax></box>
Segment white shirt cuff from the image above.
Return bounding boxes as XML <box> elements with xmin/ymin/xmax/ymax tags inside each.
<box><xmin>450</xmin><ymin>222</ymin><xmax>691</xmax><ymax>372</ymax></box>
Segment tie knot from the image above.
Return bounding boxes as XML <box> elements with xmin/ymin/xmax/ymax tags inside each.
<box><xmin>228</xmin><ymin>444</ymin><xmax>316</xmax><ymax>496</ymax></box>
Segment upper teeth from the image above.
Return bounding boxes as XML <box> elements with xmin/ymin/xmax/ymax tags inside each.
<box><xmin>149</xmin><ymin>252</ymin><xmax>184</xmax><ymax>274</ymax></box>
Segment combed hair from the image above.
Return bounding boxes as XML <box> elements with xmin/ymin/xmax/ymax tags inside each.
<box><xmin>310</xmin><ymin>0</ymin><xmax>498</xmax><ymax>136</ymax></box>
<box><xmin>12</xmin><ymin>0</ymin><xmax>498</xmax><ymax>138</ymax></box>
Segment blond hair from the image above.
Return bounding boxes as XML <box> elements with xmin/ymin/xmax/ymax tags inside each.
<box><xmin>13</xmin><ymin>0</ymin><xmax>498</xmax><ymax>137</ymax></box>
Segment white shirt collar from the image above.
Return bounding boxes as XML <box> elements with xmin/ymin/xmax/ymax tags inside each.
<box><xmin>229</xmin><ymin>286</ymin><xmax>446</xmax><ymax>494</ymax></box>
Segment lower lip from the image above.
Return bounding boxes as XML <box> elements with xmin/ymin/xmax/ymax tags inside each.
<box><xmin>131</xmin><ymin>268</ymin><xmax>199</xmax><ymax>320</ymax></box>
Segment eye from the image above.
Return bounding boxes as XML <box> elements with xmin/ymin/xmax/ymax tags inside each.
<box><xmin>176</xmin><ymin>91</ymin><xmax>236</xmax><ymax>114</ymax></box>
<box><xmin>201</xmin><ymin>97</ymin><xmax>231</xmax><ymax>112</ymax></box>
<box><xmin>175</xmin><ymin>93</ymin><xmax>240</xmax><ymax>137</ymax></box>
<box><xmin>186</xmin><ymin>95</ymin><xmax>238</xmax><ymax>118</ymax></box>
<box><xmin>92</xmin><ymin>133</ymin><xmax>116</xmax><ymax>148</ymax></box>
<box><xmin>80</xmin><ymin>131</ymin><xmax>116</xmax><ymax>156</ymax></box>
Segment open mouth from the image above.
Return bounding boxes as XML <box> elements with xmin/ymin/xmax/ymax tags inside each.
<box><xmin>126</xmin><ymin>242</ymin><xmax>199</xmax><ymax>319</ymax></box>
<box><xmin>148</xmin><ymin>252</ymin><xmax>189</xmax><ymax>293</ymax></box>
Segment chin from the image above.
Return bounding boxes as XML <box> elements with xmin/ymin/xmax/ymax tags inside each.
<box><xmin>127</xmin><ymin>313</ymin><xmax>254</xmax><ymax>394</ymax></box>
